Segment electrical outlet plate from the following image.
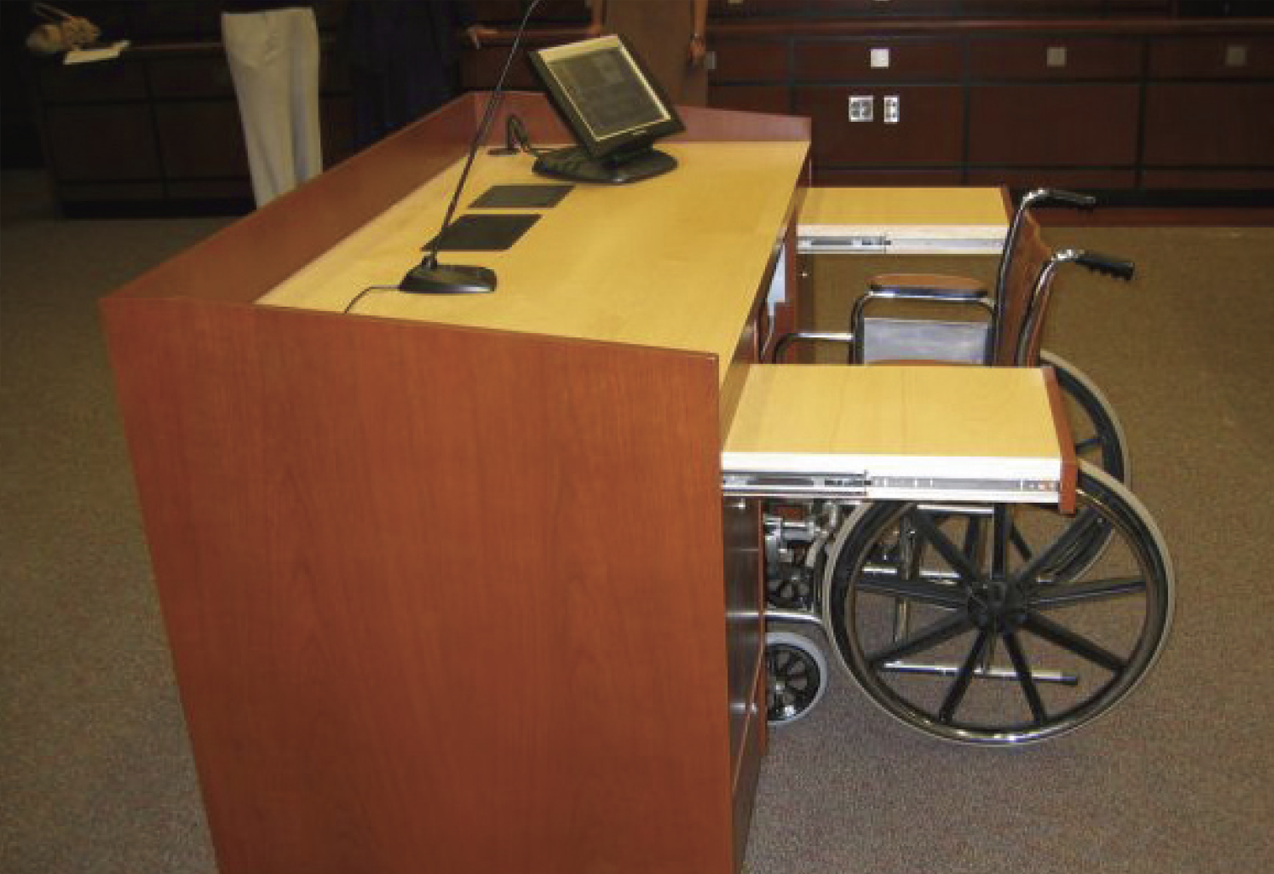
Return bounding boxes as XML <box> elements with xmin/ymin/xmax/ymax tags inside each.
<box><xmin>849</xmin><ymin>95</ymin><xmax>874</xmax><ymax>122</ymax></box>
<box><xmin>883</xmin><ymin>95</ymin><xmax>900</xmax><ymax>124</ymax></box>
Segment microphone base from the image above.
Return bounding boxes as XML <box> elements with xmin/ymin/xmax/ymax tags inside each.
<box><xmin>399</xmin><ymin>262</ymin><xmax>497</xmax><ymax>295</ymax></box>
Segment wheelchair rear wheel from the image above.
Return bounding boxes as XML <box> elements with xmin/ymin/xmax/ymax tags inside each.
<box><xmin>823</xmin><ymin>463</ymin><xmax>1173</xmax><ymax>745</ymax></box>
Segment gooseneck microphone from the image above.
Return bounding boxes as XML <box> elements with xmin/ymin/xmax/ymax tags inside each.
<box><xmin>400</xmin><ymin>0</ymin><xmax>543</xmax><ymax>294</ymax></box>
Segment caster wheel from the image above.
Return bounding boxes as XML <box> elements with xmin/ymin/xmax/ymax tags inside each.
<box><xmin>765</xmin><ymin>631</ymin><xmax>828</xmax><ymax>725</ymax></box>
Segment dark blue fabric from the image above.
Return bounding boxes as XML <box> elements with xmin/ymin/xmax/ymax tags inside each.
<box><xmin>345</xmin><ymin>0</ymin><xmax>477</xmax><ymax>150</ymax></box>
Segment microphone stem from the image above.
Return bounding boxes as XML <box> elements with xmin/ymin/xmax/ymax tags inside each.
<box><xmin>424</xmin><ymin>0</ymin><xmax>543</xmax><ymax>264</ymax></box>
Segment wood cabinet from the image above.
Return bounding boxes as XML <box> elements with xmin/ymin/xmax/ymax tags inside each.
<box><xmin>699</xmin><ymin>16</ymin><xmax>1274</xmax><ymax>202</ymax></box>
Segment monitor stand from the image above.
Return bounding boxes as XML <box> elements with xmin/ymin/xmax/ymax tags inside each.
<box><xmin>533</xmin><ymin>145</ymin><xmax>677</xmax><ymax>185</ymax></box>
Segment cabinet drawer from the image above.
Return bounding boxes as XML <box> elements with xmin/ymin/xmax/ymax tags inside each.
<box><xmin>1149</xmin><ymin>36</ymin><xmax>1274</xmax><ymax>78</ymax></box>
<box><xmin>795</xmin><ymin>38</ymin><xmax>963</xmax><ymax>82</ymax></box>
<box><xmin>712</xmin><ymin>39</ymin><xmax>788</xmax><ymax>83</ymax></box>
<box><xmin>968</xmin><ymin>37</ymin><xmax>1143</xmax><ymax>80</ymax></box>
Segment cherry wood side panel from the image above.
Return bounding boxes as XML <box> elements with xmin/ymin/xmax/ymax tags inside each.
<box><xmin>102</xmin><ymin>299</ymin><xmax>739</xmax><ymax>874</ymax></box>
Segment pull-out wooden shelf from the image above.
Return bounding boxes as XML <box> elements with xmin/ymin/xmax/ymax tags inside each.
<box><xmin>797</xmin><ymin>186</ymin><xmax>1010</xmax><ymax>255</ymax></box>
<box><xmin>723</xmin><ymin>365</ymin><xmax>1076</xmax><ymax>508</ymax></box>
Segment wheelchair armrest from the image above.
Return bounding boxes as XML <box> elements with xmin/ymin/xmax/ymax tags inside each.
<box><xmin>866</xmin><ymin>274</ymin><xmax>988</xmax><ymax>301</ymax></box>
<box><xmin>771</xmin><ymin>331</ymin><xmax>854</xmax><ymax>363</ymax></box>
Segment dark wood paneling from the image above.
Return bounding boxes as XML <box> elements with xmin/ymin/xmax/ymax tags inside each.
<box><xmin>968</xmin><ymin>36</ymin><xmax>1144</xmax><ymax>79</ymax></box>
<box><xmin>1141</xmin><ymin>168</ymin><xmax>1274</xmax><ymax>189</ymax></box>
<box><xmin>37</xmin><ymin>60</ymin><xmax>147</xmax><ymax>102</ymax></box>
<box><xmin>1143</xmin><ymin>83</ymin><xmax>1274</xmax><ymax>165</ymax></box>
<box><xmin>44</xmin><ymin>105</ymin><xmax>160</xmax><ymax>180</ymax></box>
<box><xmin>968</xmin><ymin>84</ymin><xmax>1140</xmax><ymax>165</ymax></box>
<box><xmin>460</xmin><ymin>47</ymin><xmax>541</xmax><ymax>90</ymax></box>
<box><xmin>156</xmin><ymin>102</ymin><xmax>249</xmax><ymax>178</ymax></box>
<box><xmin>795</xmin><ymin>85</ymin><xmax>964</xmax><ymax>165</ymax></box>
<box><xmin>1148</xmin><ymin>35</ymin><xmax>1274</xmax><ymax>78</ymax></box>
<box><xmin>813</xmin><ymin>167</ymin><xmax>965</xmax><ymax>186</ymax></box>
<box><xmin>709</xmin><ymin>84</ymin><xmax>791</xmax><ymax>116</ymax></box>
<box><xmin>147</xmin><ymin>56</ymin><xmax>238</xmax><ymax>98</ymax></box>
<box><xmin>966</xmin><ymin>168</ymin><xmax>1137</xmax><ymax>189</ymax></box>
<box><xmin>712</xmin><ymin>40</ymin><xmax>790</xmax><ymax>83</ymax></box>
<box><xmin>795</xmin><ymin>38</ymin><xmax>964</xmax><ymax>82</ymax></box>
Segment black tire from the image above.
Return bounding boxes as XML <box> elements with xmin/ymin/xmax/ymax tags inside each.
<box><xmin>823</xmin><ymin>463</ymin><xmax>1174</xmax><ymax>745</ymax></box>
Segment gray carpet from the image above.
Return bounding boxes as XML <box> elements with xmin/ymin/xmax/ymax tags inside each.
<box><xmin>2</xmin><ymin>168</ymin><xmax>1272</xmax><ymax>873</ymax></box>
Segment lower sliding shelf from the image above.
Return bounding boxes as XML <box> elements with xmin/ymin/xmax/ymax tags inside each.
<box><xmin>721</xmin><ymin>365</ymin><xmax>1076</xmax><ymax>508</ymax></box>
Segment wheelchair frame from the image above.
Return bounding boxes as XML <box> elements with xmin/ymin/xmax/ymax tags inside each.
<box><xmin>758</xmin><ymin>190</ymin><xmax>1172</xmax><ymax>745</ymax></box>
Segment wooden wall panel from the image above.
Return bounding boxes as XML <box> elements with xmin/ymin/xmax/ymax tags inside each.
<box><xmin>44</xmin><ymin>105</ymin><xmax>160</xmax><ymax>181</ymax></box>
<box><xmin>968</xmin><ymin>36</ymin><xmax>1144</xmax><ymax>79</ymax></box>
<box><xmin>1148</xmin><ymin>35</ymin><xmax>1274</xmax><ymax>78</ymax></box>
<box><xmin>708</xmin><ymin>85</ymin><xmax>792</xmax><ymax>116</ymax></box>
<box><xmin>968</xmin><ymin>84</ymin><xmax>1140</xmax><ymax>165</ymax></box>
<box><xmin>966</xmin><ymin>168</ymin><xmax>1137</xmax><ymax>189</ymax></box>
<box><xmin>794</xmin><ymin>38</ymin><xmax>963</xmax><ymax>81</ymax></box>
<box><xmin>712</xmin><ymin>40</ymin><xmax>790</xmax><ymax>82</ymax></box>
<box><xmin>795</xmin><ymin>85</ymin><xmax>964</xmax><ymax>166</ymax></box>
<box><xmin>1143</xmin><ymin>83</ymin><xmax>1274</xmax><ymax>166</ymax></box>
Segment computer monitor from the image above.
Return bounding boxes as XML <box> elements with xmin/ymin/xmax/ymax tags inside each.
<box><xmin>528</xmin><ymin>35</ymin><xmax>685</xmax><ymax>184</ymax></box>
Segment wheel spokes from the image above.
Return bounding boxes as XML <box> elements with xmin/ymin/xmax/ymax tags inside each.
<box><xmin>938</xmin><ymin>629</ymin><xmax>990</xmax><ymax>723</ymax></box>
<box><xmin>908</xmin><ymin>511</ymin><xmax>983</xmax><ymax>583</ymax></box>
<box><xmin>856</xmin><ymin>573</ymin><xmax>966</xmax><ymax>608</ymax></box>
<box><xmin>1003</xmin><ymin>631</ymin><xmax>1047</xmax><ymax>725</ymax></box>
<box><xmin>1030</xmin><ymin>576</ymin><xmax>1146</xmax><ymax>609</ymax></box>
<box><xmin>1021</xmin><ymin>612</ymin><xmax>1127</xmax><ymax>674</ymax></box>
<box><xmin>867</xmin><ymin>612</ymin><xmax>974</xmax><ymax>668</ymax></box>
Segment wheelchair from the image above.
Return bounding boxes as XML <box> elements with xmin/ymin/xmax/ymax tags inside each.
<box><xmin>762</xmin><ymin>190</ymin><xmax>1174</xmax><ymax>745</ymax></box>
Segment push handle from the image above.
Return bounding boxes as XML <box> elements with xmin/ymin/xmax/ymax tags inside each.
<box><xmin>1026</xmin><ymin>188</ymin><xmax>1098</xmax><ymax>210</ymax></box>
<box><xmin>1075</xmin><ymin>251</ymin><xmax>1136</xmax><ymax>281</ymax></box>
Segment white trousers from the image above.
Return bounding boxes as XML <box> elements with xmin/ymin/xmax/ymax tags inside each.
<box><xmin>221</xmin><ymin>8</ymin><xmax>322</xmax><ymax>208</ymax></box>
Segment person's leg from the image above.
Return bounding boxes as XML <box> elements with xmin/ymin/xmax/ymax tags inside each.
<box><xmin>285</xmin><ymin>7</ymin><xmax>323</xmax><ymax>183</ymax></box>
<box><xmin>222</xmin><ymin>11</ymin><xmax>295</xmax><ymax>207</ymax></box>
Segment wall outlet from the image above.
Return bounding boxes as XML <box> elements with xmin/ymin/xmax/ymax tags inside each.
<box><xmin>1225</xmin><ymin>44</ymin><xmax>1248</xmax><ymax>68</ymax></box>
<box><xmin>870</xmin><ymin>48</ymin><xmax>890</xmax><ymax>69</ymax></box>
<box><xmin>849</xmin><ymin>95</ymin><xmax>874</xmax><ymax>122</ymax></box>
<box><xmin>883</xmin><ymin>95</ymin><xmax>900</xmax><ymax>124</ymax></box>
<box><xmin>1046</xmin><ymin>46</ymin><xmax>1068</xmax><ymax>68</ymax></box>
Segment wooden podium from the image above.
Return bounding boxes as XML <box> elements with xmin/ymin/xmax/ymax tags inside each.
<box><xmin>102</xmin><ymin>93</ymin><xmax>809</xmax><ymax>874</ymax></box>
<box><xmin>102</xmin><ymin>93</ymin><xmax>1075</xmax><ymax>873</ymax></box>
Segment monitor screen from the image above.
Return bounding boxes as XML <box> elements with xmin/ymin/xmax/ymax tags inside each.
<box><xmin>530</xmin><ymin>35</ymin><xmax>684</xmax><ymax>161</ymax></box>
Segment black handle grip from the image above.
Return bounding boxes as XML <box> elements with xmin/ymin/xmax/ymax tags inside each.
<box><xmin>1076</xmin><ymin>251</ymin><xmax>1135</xmax><ymax>281</ymax></box>
<box><xmin>1038</xmin><ymin>188</ymin><xmax>1097</xmax><ymax>209</ymax></box>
